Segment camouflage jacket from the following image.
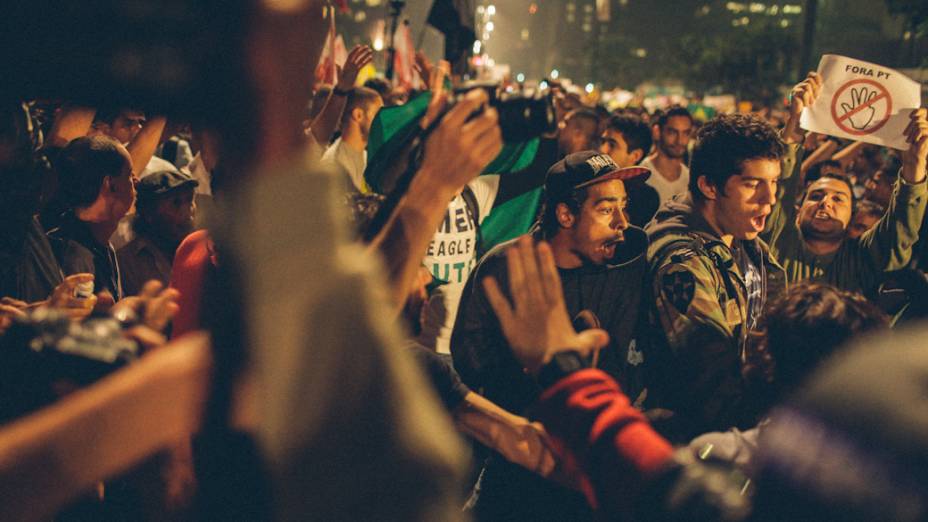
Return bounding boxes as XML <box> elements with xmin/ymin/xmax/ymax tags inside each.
<box><xmin>643</xmin><ymin>193</ymin><xmax>786</xmax><ymax>441</ymax></box>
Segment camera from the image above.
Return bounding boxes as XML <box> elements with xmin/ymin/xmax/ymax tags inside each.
<box><xmin>452</xmin><ymin>82</ymin><xmax>557</xmax><ymax>143</ymax></box>
<box><xmin>0</xmin><ymin>308</ymin><xmax>140</xmax><ymax>423</ymax></box>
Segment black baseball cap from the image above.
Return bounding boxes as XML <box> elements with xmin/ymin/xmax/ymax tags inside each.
<box><xmin>544</xmin><ymin>151</ymin><xmax>650</xmax><ymax>203</ymax></box>
<box><xmin>137</xmin><ymin>168</ymin><xmax>198</xmax><ymax>201</ymax></box>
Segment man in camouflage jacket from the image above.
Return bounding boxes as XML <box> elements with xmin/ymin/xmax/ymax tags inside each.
<box><xmin>643</xmin><ymin>113</ymin><xmax>788</xmax><ymax>442</ymax></box>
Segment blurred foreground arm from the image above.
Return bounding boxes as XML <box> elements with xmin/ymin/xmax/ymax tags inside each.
<box><xmin>0</xmin><ymin>333</ymin><xmax>211</xmax><ymax>521</ymax></box>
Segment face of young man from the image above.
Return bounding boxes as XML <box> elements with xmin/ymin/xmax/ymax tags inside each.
<box><xmin>798</xmin><ymin>177</ymin><xmax>853</xmax><ymax>242</ymax></box>
<box><xmin>658</xmin><ymin>115</ymin><xmax>693</xmax><ymax>159</ymax></box>
<box><xmin>709</xmin><ymin>158</ymin><xmax>780</xmax><ymax>241</ymax></box>
<box><xmin>105</xmin><ymin>110</ymin><xmax>146</xmax><ymax>145</ymax></box>
<box><xmin>153</xmin><ymin>187</ymin><xmax>197</xmax><ymax>242</ymax></box>
<box><xmin>559</xmin><ymin>179</ymin><xmax>629</xmax><ymax>265</ymax></box>
<box><xmin>599</xmin><ymin>129</ymin><xmax>642</xmax><ymax>168</ymax></box>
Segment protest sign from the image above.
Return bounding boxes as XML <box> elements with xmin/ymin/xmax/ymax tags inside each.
<box><xmin>800</xmin><ymin>54</ymin><xmax>921</xmax><ymax>150</ymax></box>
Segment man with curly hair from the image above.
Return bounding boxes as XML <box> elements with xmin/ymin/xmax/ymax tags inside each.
<box><xmin>643</xmin><ymin>111</ymin><xmax>787</xmax><ymax>441</ymax></box>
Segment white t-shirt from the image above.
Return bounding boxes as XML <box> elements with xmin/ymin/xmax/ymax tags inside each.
<box><xmin>322</xmin><ymin>137</ymin><xmax>369</xmax><ymax>193</ymax></box>
<box><xmin>418</xmin><ymin>175</ymin><xmax>500</xmax><ymax>354</ymax></box>
<box><xmin>641</xmin><ymin>156</ymin><xmax>690</xmax><ymax>203</ymax></box>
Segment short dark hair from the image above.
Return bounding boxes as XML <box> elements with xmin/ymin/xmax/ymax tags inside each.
<box><xmin>744</xmin><ymin>281</ymin><xmax>887</xmax><ymax>404</ymax></box>
<box><xmin>341</xmin><ymin>86</ymin><xmax>382</xmax><ymax>124</ymax></box>
<box><xmin>540</xmin><ymin>186</ymin><xmax>589</xmax><ymax>238</ymax></box>
<box><xmin>805</xmin><ymin>160</ymin><xmax>842</xmax><ymax>185</ymax></box>
<box><xmin>93</xmin><ymin>105</ymin><xmax>142</xmax><ymax>126</ymax></box>
<box><xmin>689</xmin><ymin>114</ymin><xmax>785</xmax><ymax>202</ymax></box>
<box><xmin>657</xmin><ymin>105</ymin><xmax>693</xmax><ymax>129</ymax></box>
<box><xmin>363</xmin><ymin>77</ymin><xmax>390</xmax><ymax>98</ymax></box>
<box><xmin>605</xmin><ymin>113</ymin><xmax>652</xmax><ymax>158</ymax></box>
<box><xmin>565</xmin><ymin>108</ymin><xmax>599</xmax><ymax>128</ymax></box>
<box><xmin>56</xmin><ymin>135</ymin><xmax>128</xmax><ymax>209</ymax></box>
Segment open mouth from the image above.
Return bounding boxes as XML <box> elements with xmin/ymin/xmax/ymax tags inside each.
<box><xmin>751</xmin><ymin>214</ymin><xmax>767</xmax><ymax>231</ymax></box>
<box><xmin>813</xmin><ymin>211</ymin><xmax>834</xmax><ymax>220</ymax></box>
<box><xmin>602</xmin><ymin>236</ymin><xmax>624</xmax><ymax>257</ymax></box>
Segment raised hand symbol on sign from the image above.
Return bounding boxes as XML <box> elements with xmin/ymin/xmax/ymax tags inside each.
<box><xmin>840</xmin><ymin>87</ymin><xmax>878</xmax><ymax>130</ymax></box>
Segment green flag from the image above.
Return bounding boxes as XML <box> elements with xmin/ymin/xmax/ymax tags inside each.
<box><xmin>364</xmin><ymin>94</ymin><xmax>542</xmax><ymax>254</ymax></box>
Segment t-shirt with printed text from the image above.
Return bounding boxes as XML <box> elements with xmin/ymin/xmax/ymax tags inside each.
<box><xmin>418</xmin><ymin>175</ymin><xmax>500</xmax><ymax>354</ymax></box>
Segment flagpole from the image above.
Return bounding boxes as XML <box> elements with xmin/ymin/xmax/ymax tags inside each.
<box><xmin>385</xmin><ymin>0</ymin><xmax>406</xmax><ymax>82</ymax></box>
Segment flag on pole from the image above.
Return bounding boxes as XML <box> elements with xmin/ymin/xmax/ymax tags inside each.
<box><xmin>426</xmin><ymin>0</ymin><xmax>476</xmax><ymax>72</ymax></box>
<box><xmin>393</xmin><ymin>21</ymin><xmax>418</xmax><ymax>89</ymax></box>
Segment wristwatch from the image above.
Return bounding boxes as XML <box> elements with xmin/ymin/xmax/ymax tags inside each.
<box><xmin>537</xmin><ymin>350</ymin><xmax>589</xmax><ymax>389</ymax></box>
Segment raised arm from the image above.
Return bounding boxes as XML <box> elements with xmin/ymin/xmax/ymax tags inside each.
<box><xmin>856</xmin><ymin>108</ymin><xmax>928</xmax><ymax>274</ymax></box>
<box><xmin>45</xmin><ymin>105</ymin><xmax>96</xmax><ymax>148</ymax></box>
<box><xmin>799</xmin><ymin>136</ymin><xmax>839</xmax><ymax>177</ymax></box>
<box><xmin>126</xmin><ymin>115</ymin><xmax>167</xmax><ymax>177</ymax></box>
<box><xmin>764</xmin><ymin>72</ymin><xmax>822</xmax><ymax>242</ymax></box>
<box><xmin>370</xmin><ymin>86</ymin><xmax>503</xmax><ymax>312</ymax></box>
<box><xmin>308</xmin><ymin>45</ymin><xmax>373</xmax><ymax>145</ymax></box>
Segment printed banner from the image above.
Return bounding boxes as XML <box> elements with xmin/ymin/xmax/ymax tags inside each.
<box><xmin>800</xmin><ymin>54</ymin><xmax>921</xmax><ymax>150</ymax></box>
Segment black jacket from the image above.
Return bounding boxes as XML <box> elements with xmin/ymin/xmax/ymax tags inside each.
<box><xmin>452</xmin><ymin>226</ymin><xmax>650</xmax><ymax>413</ymax></box>
<box><xmin>450</xmin><ymin>226</ymin><xmax>650</xmax><ymax>521</ymax></box>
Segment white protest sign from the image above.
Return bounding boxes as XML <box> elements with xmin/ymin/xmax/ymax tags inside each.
<box><xmin>800</xmin><ymin>54</ymin><xmax>921</xmax><ymax>150</ymax></box>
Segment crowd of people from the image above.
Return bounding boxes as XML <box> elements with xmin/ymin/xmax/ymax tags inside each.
<box><xmin>1</xmin><ymin>2</ymin><xmax>928</xmax><ymax>520</ymax></box>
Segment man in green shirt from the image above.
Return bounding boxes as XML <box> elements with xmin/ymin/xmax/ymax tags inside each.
<box><xmin>764</xmin><ymin>73</ymin><xmax>928</xmax><ymax>294</ymax></box>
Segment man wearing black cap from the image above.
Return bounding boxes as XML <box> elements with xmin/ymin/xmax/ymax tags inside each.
<box><xmin>117</xmin><ymin>168</ymin><xmax>197</xmax><ymax>296</ymax></box>
<box><xmin>451</xmin><ymin>151</ymin><xmax>650</xmax><ymax>522</ymax></box>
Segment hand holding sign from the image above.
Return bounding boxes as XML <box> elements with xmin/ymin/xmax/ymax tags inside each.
<box><xmin>901</xmin><ymin>108</ymin><xmax>928</xmax><ymax>184</ymax></box>
<box><xmin>784</xmin><ymin>72</ymin><xmax>823</xmax><ymax>143</ymax></box>
<box><xmin>799</xmin><ymin>55</ymin><xmax>921</xmax><ymax>150</ymax></box>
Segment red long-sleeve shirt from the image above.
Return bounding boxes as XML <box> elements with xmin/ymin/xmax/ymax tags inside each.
<box><xmin>534</xmin><ymin>368</ymin><xmax>674</xmax><ymax>515</ymax></box>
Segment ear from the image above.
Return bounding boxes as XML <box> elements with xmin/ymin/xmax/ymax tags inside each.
<box><xmin>629</xmin><ymin>148</ymin><xmax>644</xmax><ymax>165</ymax></box>
<box><xmin>351</xmin><ymin>107</ymin><xmax>365</xmax><ymax>122</ymax></box>
<box><xmin>102</xmin><ymin>176</ymin><xmax>116</xmax><ymax>194</ymax></box>
<box><xmin>556</xmin><ymin>202</ymin><xmax>575</xmax><ymax>228</ymax></box>
<box><xmin>696</xmin><ymin>175</ymin><xmax>718</xmax><ymax>201</ymax></box>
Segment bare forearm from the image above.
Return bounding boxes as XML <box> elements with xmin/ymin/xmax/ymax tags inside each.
<box><xmin>127</xmin><ymin>116</ymin><xmax>167</xmax><ymax>177</ymax></box>
<box><xmin>370</xmin><ymin>169</ymin><xmax>455</xmax><ymax>311</ymax></box>
<box><xmin>799</xmin><ymin>139</ymin><xmax>838</xmax><ymax>176</ymax></box>
<box><xmin>0</xmin><ymin>333</ymin><xmax>211</xmax><ymax>521</ymax></box>
<box><xmin>833</xmin><ymin>140</ymin><xmax>866</xmax><ymax>170</ymax></box>
<box><xmin>455</xmin><ymin>392</ymin><xmax>555</xmax><ymax>476</ymax></box>
<box><xmin>47</xmin><ymin>105</ymin><xmax>96</xmax><ymax>148</ymax></box>
<box><xmin>310</xmin><ymin>92</ymin><xmax>346</xmax><ymax>145</ymax></box>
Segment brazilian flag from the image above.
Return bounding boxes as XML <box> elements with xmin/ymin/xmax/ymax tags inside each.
<box><xmin>365</xmin><ymin>91</ymin><xmax>541</xmax><ymax>256</ymax></box>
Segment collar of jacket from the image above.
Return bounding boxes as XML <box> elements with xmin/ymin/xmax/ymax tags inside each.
<box><xmin>646</xmin><ymin>192</ymin><xmax>784</xmax><ymax>276</ymax></box>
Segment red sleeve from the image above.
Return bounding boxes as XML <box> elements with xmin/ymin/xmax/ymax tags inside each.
<box><xmin>535</xmin><ymin>368</ymin><xmax>673</xmax><ymax>514</ymax></box>
<box><xmin>169</xmin><ymin>230</ymin><xmax>213</xmax><ymax>339</ymax></box>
